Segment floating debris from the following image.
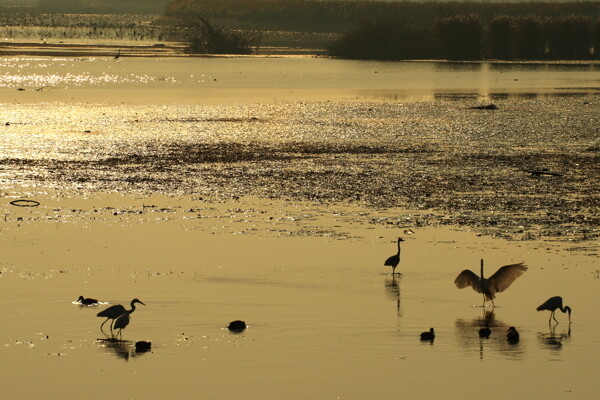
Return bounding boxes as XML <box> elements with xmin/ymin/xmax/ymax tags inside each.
<box><xmin>9</xmin><ymin>199</ymin><xmax>40</xmax><ymax>207</ymax></box>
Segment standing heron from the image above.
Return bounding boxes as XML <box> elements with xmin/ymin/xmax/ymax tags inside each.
<box><xmin>454</xmin><ymin>259</ymin><xmax>527</xmax><ymax>307</ymax></box>
<box><xmin>77</xmin><ymin>296</ymin><xmax>98</xmax><ymax>305</ymax></box>
<box><xmin>97</xmin><ymin>298</ymin><xmax>145</xmax><ymax>334</ymax></box>
<box><xmin>506</xmin><ymin>326</ymin><xmax>520</xmax><ymax>343</ymax></box>
<box><xmin>384</xmin><ymin>237</ymin><xmax>405</xmax><ymax>275</ymax></box>
<box><xmin>536</xmin><ymin>296</ymin><xmax>571</xmax><ymax>324</ymax></box>
<box><xmin>113</xmin><ymin>311</ymin><xmax>134</xmax><ymax>339</ymax></box>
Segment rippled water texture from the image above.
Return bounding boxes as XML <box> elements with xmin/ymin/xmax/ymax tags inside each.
<box><xmin>0</xmin><ymin>56</ymin><xmax>599</xmax><ymax>399</ymax></box>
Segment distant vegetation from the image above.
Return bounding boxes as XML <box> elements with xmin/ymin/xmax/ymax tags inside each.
<box><xmin>2</xmin><ymin>1</ymin><xmax>600</xmax><ymax>58</ymax></box>
<box><xmin>35</xmin><ymin>0</ymin><xmax>169</xmax><ymax>14</ymax></box>
<box><xmin>181</xmin><ymin>16</ymin><xmax>256</xmax><ymax>54</ymax></box>
<box><xmin>0</xmin><ymin>13</ymin><xmax>172</xmax><ymax>42</ymax></box>
<box><xmin>162</xmin><ymin>0</ymin><xmax>600</xmax><ymax>32</ymax></box>
<box><xmin>330</xmin><ymin>13</ymin><xmax>600</xmax><ymax>60</ymax></box>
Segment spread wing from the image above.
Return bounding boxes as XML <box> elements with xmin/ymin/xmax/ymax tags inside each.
<box><xmin>454</xmin><ymin>269</ymin><xmax>482</xmax><ymax>293</ymax></box>
<box><xmin>488</xmin><ymin>263</ymin><xmax>527</xmax><ymax>294</ymax></box>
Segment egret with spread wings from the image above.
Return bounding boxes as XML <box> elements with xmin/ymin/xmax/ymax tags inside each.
<box><xmin>454</xmin><ymin>259</ymin><xmax>527</xmax><ymax>307</ymax></box>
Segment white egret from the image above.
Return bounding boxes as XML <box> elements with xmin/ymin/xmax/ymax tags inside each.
<box><xmin>454</xmin><ymin>259</ymin><xmax>527</xmax><ymax>306</ymax></box>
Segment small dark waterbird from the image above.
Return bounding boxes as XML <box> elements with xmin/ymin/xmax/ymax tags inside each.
<box><xmin>479</xmin><ymin>324</ymin><xmax>491</xmax><ymax>338</ymax></box>
<box><xmin>77</xmin><ymin>296</ymin><xmax>98</xmax><ymax>305</ymax></box>
<box><xmin>384</xmin><ymin>237</ymin><xmax>405</xmax><ymax>275</ymax></box>
<box><xmin>228</xmin><ymin>320</ymin><xmax>247</xmax><ymax>332</ymax></box>
<box><xmin>506</xmin><ymin>326</ymin><xmax>520</xmax><ymax>343</ymax></box>
<box><xmin>454</xmin><ymin>259</ymin><xmax>527</xmax><ymax>306</ymax></box>
<box><xmin>420</xmin><ymin>328</ymin><xmax>435</xmax><ymax>341</ymax></box>
<box><xmin>97</xmin><ymin>298</ymin><xmax>145</xmax><ymax>334</ymax></box>
<box><xmin>536</xmin><ymin>296</ymin><xmax>572</xmax><ymax>324</ymax></box>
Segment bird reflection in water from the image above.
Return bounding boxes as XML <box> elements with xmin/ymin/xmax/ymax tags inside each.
<box><xmin>96</xmin><ymin>336</ymin><xmax>151</xmax><ymax>361</ymax></box>
<box><xmin>455</xmin><ymin>309</ymin><xmax>524</xmax><ymax>360</ymax></box>
<box><xmin>384</xmin><ymin>276</ymin><xmax>402</xmax><ymax>317</ymax></box>
<box><xmin>538</xmin><ymin>323</ymin><xmax>571</xmax><ymax>352</ymax></box>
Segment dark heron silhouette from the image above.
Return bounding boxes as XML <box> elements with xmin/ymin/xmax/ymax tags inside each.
<box><xmin>506</xmin><ymin>326</ymin><xmax>520</xmax><ymax>343</ymax></box>
<box><xmin>536</xmin><ymin>296</ymin><xmax>571</xmax><ymax>324</ymax></box>
<box><xmin>97</xmin><ymin>298</ymin><xmax>145</xmax><ymax>334</ymax></box>
<box><xmin>454</xmin><ymin>259</ymin><xmax>527</xmax><ymax>307</ymax></box>
<box><xmin>113</xmin><ymin>313</ymin><xmax>133</xmax><ymax>339</ymax></box>
<box><xmin>77</xmin><ymin>296</ymin><xmax>98</xmax><ymax>305</ymax></box>
<box><xmin>479</xmin><ymin>324</ymin><xmax>491</xmax><ymax>338</ymax></box>
<box><xmin>384</xmin><ymin>237</ymin><xmax>405</xmax><ymax>275</ymax></box>
<box><xmin>420</xmin><ymin>328</ymin><xmax>435</xmax><ymax>341</ymax></box>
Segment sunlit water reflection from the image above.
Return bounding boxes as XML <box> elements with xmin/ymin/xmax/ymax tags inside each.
<box><xmin>0</xmin><ymin>56</ymin><xmax>598</xmax><ymax>399</ymax></box>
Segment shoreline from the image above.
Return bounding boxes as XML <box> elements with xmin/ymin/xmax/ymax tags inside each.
<box><xmin>1</xmin><ymin>41</ymin><xmax>600</xmax><ymax>62</ymax></box>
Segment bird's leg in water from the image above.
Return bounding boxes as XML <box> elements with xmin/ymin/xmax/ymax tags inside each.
<box><xmin>491</xmin><ymin>299</ymin><xmax>496</xmax><ymax>308</ymax></box>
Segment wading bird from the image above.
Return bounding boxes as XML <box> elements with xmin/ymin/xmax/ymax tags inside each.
<box><xmin>479</xmin><ymin>324</ymin><xmax>491</xmax><ymax>338</ymax></box>
<box><xmin>536</xmin><ymin>296</ymin><xmax>571</xmax><ymax>324</ymax></box>
<box><xmin>454</xmin><ymin>259</ymin><xmax>527</xmax><ymax>307</ymax></box>
<box><xmin>420</xmin><ymin>328</ymin><xmax>435</xmax><ymax>341</ymax></box>
<box><xmin>384</xmin><ymin>237</ymin><xmax>405</xmax><ymax>275</ymax></box>
<box><xmin>77</xmin><ymin>296</ymin><xmax>98</xmax><ymax>305</ymax></box>
<box><xmin>97</xmin><ymin>298</ymin><xmax>145</xmax><ymax>334</ymax></box>
<box><xmin>506</xmin><ymin>326</ymin><xmax>519</xmax><ymax>343</ymax></box>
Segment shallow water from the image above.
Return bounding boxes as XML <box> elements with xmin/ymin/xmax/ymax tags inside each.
<box><xmin>0</xmin><ymin>56</ymin><xmax>599</xmax><ymax>399</ymax></box>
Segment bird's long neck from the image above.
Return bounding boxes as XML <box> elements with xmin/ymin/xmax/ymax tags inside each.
<box><xmin>480</xmin><ymin>259</ymin><xmax>485</xmax><ymax>280</ymax></box>
<box><xmin>128</xmin><ymin>301</ymin><xmax>137</xmax><ymax>314</ymax></box>
<box><xmin>397</xmin><ymin>239</ymin><xmax>401</xmax><ymax>256</ymax></box>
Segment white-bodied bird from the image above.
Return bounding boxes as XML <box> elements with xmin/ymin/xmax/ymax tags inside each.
<box><xmin>454</xmin><ymin>259</ymin><xmax>527</xmax><ymax>306</ymax></box>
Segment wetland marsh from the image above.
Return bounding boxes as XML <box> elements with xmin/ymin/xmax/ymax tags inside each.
<box><xmin>0</xmin><ymin>55</ymin><xmax>598</xmax><ymax>399</ymax></box>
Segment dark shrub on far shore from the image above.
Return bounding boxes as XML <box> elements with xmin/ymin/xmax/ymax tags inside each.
<box><xmin>328</xmin><ymin>15</ymin><xmax>432</xmax><ymax>60</ymax></box>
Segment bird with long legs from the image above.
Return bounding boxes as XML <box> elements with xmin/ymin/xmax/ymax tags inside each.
<box><xmin>113</xmin><ymin>310</ymin><xmax>134</xmax><ymax>339</ymax></box>
<box><xmin>454</xmin><ymin>259</ymin><xmax>527</xmax><ymax>307</ymax></box>
<box><xmin>536</xmin><ymin>296</ymin><xmax>571</xmax><ymax>324</ymax></box>
<box><xmin>97</xmin><ymin>298</ymin><xmax>145</xmax><ymax>334</ymax></box>
<box><xmin>384</xmin><ymin>237</ymin><xmax>404</xmax><ymax>275</ymax></box>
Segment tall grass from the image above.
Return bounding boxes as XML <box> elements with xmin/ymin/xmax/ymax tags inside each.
<box><xmin>330</xmin><ymin>14</ymin><xmax>600</xmax><ymax>60</ymax></box>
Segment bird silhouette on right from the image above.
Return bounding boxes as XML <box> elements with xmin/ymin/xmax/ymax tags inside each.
<box><xmin>506</xmin><ymin>326</ymin><xmax>520</xmax><ymax>343</ymax></box>
<box><xmin>97</xmin><ymin>298</ymin><xmax>145</xmax><ymax>334</ymax></box>
<box><xmin>420</xmin><ymin>328</ymin><xmax>435</xmax><ymax>341</ymax></box>
<box><xmin>384</xmin><ymin>237</ymin><xmax>404</xmax><ymax>275</ymax></box>
<box><xmin>536</xmin><ymin>296</ymin><xmax>572</xmax><ymax>324</ymax></box>
<box><xmin>454</xmin><ymin>259</ymin><xmax>527</xmax><ymax>307</ymax></box>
